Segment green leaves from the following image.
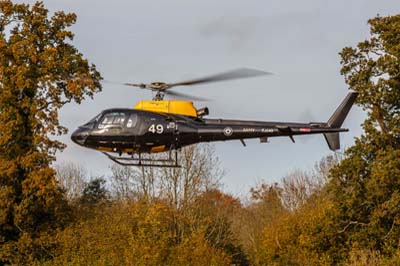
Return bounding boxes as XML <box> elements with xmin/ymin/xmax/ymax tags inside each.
<box><xmin>323</xmin><ymin>14</ymin><xmax>400</xmax><ymax>262</ymax></box>
<box><xmin>340</xmin><ymin>15</ymin><xmax>400</xmax><ymax>138</ymax></box>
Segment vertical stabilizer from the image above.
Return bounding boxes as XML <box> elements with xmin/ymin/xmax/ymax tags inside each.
<box><xmin>327</xmin><ymin>91</ymin><xmax>358</xmax><ymax>128</ymax></box>
<box><xmin>324</xmin><ymin>91</ymin><xmax>358</xmax><ymax>151</ymax></box>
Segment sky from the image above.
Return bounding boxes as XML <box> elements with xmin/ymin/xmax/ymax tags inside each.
<box><xmin>16</xmin><ymin>0</ymin><xmax>399</xmax><ymax>195</ymax></box>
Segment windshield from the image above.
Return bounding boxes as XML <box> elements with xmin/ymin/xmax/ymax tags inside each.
<box><xmin>81</xmin><ymin>113</ymin><xmax>102</xmax><ymax>129</ymax></box>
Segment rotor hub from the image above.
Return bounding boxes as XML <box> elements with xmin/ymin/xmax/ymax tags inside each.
<box><xmin>149</xmin><ymin>82</ymin><xmax>168</xmax><ymax>90</ymax></box>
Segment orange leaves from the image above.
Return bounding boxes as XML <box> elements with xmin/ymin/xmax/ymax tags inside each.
<box><xmin>0</xmin><ymin>1</ymin><xmax>100</xmax><ymax>263</ymax></box>
<box><xmin>0</xmin><ymin>0</ymin><xmax>102</xmax><ymax>160</ymax></box>
<box><xmin>0</xmin><ymin>1</ymin><xmax>15</xmax><ymax>17</ymax></box>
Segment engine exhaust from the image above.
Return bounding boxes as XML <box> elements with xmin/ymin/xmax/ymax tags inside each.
<box><xmin>196</xmin><ymin>107</ymin><xmax>209</xmax><ymax>117</ymax></box>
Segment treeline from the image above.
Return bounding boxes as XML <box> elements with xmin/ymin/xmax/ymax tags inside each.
<box><xmin>51</xmin><ymin>145</ymin><xmax>246</xmax><ymax>265</ymax></box>
<box><xmin>49</xmin><ymin>146</ymin><xmax>339</xmax><ymax>265</ymax></box>
<box><xmin>49</xmin><ymin>135</ymin><xmax>398</xmax><ymax>266</ymax></box>
<box><xmin>6</xmin><ymin>139</ymin><xmax>400</xmax><ymax>265</ymax></box>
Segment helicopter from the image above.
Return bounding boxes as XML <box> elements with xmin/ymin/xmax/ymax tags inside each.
<box><xmin>71</xmin><ymin>68</ymin><xmax>358</xmax><ymax>167</ymax></box>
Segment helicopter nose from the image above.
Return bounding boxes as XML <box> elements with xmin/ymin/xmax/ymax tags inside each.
<box><xmin>71</xmin><ymin>128</ymin><xmax>89</xmax><ymax>145</ymax></box>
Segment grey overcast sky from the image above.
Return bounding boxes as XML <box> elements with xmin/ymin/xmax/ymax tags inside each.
<box><xmin>18</xmin><ymin>0</ymin><xmax>399</xmax><ymax>195</ymax></box>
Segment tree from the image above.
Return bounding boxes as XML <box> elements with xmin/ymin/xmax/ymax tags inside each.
<box><xmin>109</xmin><ymin>164</ymin><xmax>138</xmax><ymax>200</ymax></box>
<box><xmin>0</xmin><ymin>1</ymin><xmax>101</xmax><ymax>264</ymax></box>
<box><xmin>191</xmin><ymin>189</ymin><xmax>249</xmax><ymax>266</ymax></box>
<box><xmin>340</xmin><ymin>15</ymin><xmax>400</xmax><ymax>140</ymax></box>
<box><xmin>55</xmin><ymin>162</ymin><xmax>87</xmax><ymax>201</ymax></box>
<box><xmin>241</xmin><ymin>156</ymin><xmax>340</xmax><ymax>265</ymax></box>
<box><xmin>281</xmin><ymin>155</ymin><xmax>339</xmax><ymax>211</ymax></box>
<box><xmin>108</xmin><ymin>144</ymin><xmax>223</xmax><ymax>207</ymax></box>
<box><xmin>50</xmin><ymin>200</ymin><xmax>233</xmax><ymax>266</ymax></box>
<box><xmin>326</xmin><ymin>14</ymin><xmax>400</xmax><ymax>262</ymax></box>
<box><xmin>159</xmin><ymin>144</ymin><xmax>222</xmax><ymax>210</ymax></box>
<box><xmin>80</xmin><ymin>178</ymin><xmax>108</xmax><ymax>207</ymax></box>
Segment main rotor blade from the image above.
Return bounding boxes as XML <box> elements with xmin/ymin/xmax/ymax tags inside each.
<box><xmin>165</xmin><ymin>68</ymin><xmax>271</xmax><ymax>89</ymax></box>
<box><xmin>102</xmin><ymin>80</ymin><xmax>147</xmax><ymax>89</ymax></box>
<box><xmin>122</xmin><ymin>82</ymin><xmax>146</xmax><ymax>89</ymax></box>
<box><xmin>165</xmin><ymin>90</ymin><xmax>209</xmax><ymax>102</ymax></box>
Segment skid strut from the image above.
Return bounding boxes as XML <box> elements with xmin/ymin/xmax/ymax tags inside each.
<box><xmin>102</xmin><ymin>150</ymin><xmax>180</xmax><ymax>168</ymax></box>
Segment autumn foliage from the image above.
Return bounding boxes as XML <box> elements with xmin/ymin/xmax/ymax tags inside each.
<box><xmin>1</xmin><ymin>1</ymin><xmax>400</xmax><ymax>265</ymax></box>
<box><xmin>0</xmin><ymin>0</ymin><xmax>101</xmax><ymax>264</ymax></box>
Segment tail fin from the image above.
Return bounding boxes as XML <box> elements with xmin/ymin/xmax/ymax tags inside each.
<box><xmin>324</xmin><ymin>91</ymin><xmax>358</xmax><ymax>151</ymax></box>
<box><xmin>324</xmin><ymin>133</ymin><xmax>340</xmax><ymax>150</ymax></box>
<box><xmin>327</xmin><ymin>91</ymin><xmax>358</xmax><ymax>128</ymax></box>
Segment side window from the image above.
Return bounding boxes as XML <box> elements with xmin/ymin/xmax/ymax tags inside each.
<box><xmin>98</xmin><ymin>112</ymin><xmax>126</xmax><ymax>129</ymax></box>
<box><xmin>113</xmin><ymin>114</ymin><xmax>126</xmax><ymax>125</ymax></box>
<box><xmin>126</xmin><ymin>114</ymin><xmax>138</xmax><ymax>128</ymax></box>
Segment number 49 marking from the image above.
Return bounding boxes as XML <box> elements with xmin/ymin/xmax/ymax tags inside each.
<box><xmin>148</xmin><ymin>124</ymin><xmax>164</xmax><ymax>134</ymax></box>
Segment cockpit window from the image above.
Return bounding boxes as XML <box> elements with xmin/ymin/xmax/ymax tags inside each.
<box><xmin>81</xmin><ymin>113</ymin><xmax>102</xmax><ymax>129</ymax></box>
<box><xmin>98</xmin><ymin>112</ymin><xmax>126</xmax><ymax>129</ymax></box>
<box><xmin>89</xmin><ymin>113</ymin><xmax>102</xmax><ymax>123</ymax></box>
<box><xmin>113</xmin><ymin>114</ymin><xmax>126</xmax><ymax>125</ymax></box>
<box><xmin>126</xmin><ymin>114</ymin><xmax>138</xmax><ymax>128</ymax></box>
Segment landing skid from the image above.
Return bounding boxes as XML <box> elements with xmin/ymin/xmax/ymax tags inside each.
<box><xmin>102</xmin><ymin>150</ymin><xmax>180</xmax><ymax>168</ymax></box>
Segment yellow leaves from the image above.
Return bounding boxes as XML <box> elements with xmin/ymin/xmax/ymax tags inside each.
<box><xmin>0</xmin><ymin>0</ymin><xmax>102</xmax><ymax>165</ymax></box>
<box><xmin>55</xmin><ymin>29</ymin><xmax>74</xmax><ymax>42</ymax></box>
<box><xmin>51</xmin><ymin>11</ymin><xmax>77</xmax><ymax>30</ymax></box>
<box><xmin>66</xmin><ymin>79</ymin><xmax>82</xmax><ymax>98</ymax></box>
<box><xmin>173</xmin><ymin>230</ymin><xmax>231</xmax><ymax>266</ymax></box>
<box><xmin>255</xmin><ymin>190</ymin><xmax>336</xmax><ymax>265</ymax></box>
<box><xmin>48</xmin><ymin>200</ymin><xmax>235</xmax><ymax>266</ymax></box>
<box><xmin>345</xmin><ymin>248</ymin><xmax>381</xmax><ymax>266</ymax></box>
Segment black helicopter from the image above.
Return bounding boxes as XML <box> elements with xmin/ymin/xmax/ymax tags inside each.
<box><xmin>71</xmin><ymin>68</ymin><xmax>358</xmax><ymax>167</ymax></box>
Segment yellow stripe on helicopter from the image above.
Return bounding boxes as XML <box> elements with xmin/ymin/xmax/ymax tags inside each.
<box><xmin>134</xmin><ymin>100</ymin><xmax>197</xmax><ymax>117</ymax></box>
